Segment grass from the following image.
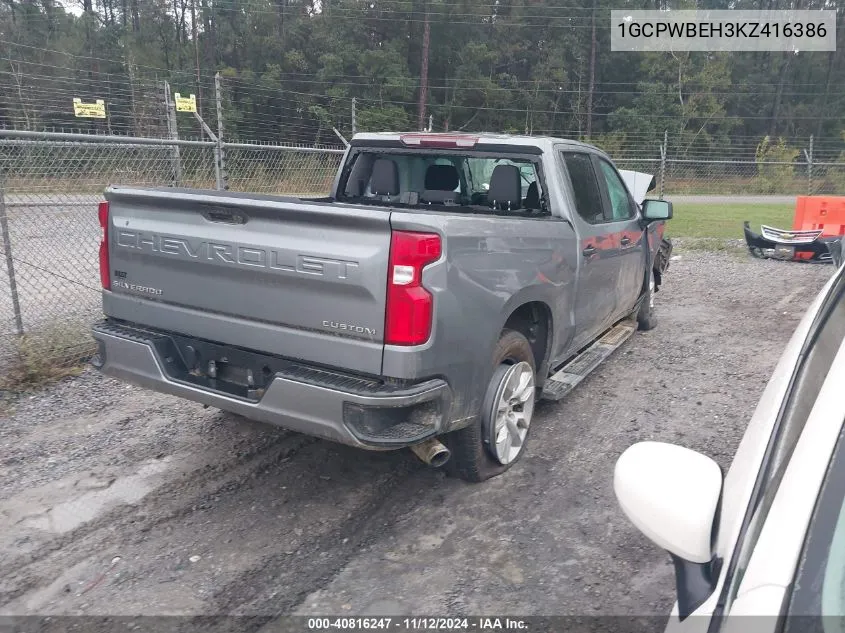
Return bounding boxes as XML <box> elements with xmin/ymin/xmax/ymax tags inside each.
<box><xmin>668</xmin><ymin>202</ymin><xmax>794</xmax><ymax>239</ymax></box>
<box><xmin>0</xmin><ymin>322</ymin><xmax>94</xmax><ymax>392</ymax></box>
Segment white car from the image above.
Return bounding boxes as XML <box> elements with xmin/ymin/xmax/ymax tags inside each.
<box><xmin>614</xmin><ymin>261</ymin><xmax>845</xmax><ymax>633</ymax></box>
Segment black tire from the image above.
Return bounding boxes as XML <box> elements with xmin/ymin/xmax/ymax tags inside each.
<box><xmin>637</xmin><ymin>269</ymin><xmax>658</xmax><ymax>331</ymax></box>
<box><xmin>443</xmin><ymin>329</ymin><xmax>537</xmax><ymax>482</ymax></box>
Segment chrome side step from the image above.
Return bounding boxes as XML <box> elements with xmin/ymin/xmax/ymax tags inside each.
<box><xmin>540</xmin><ymin>318</ymin><xmax>637</xmax><ymax>402</ymax></box>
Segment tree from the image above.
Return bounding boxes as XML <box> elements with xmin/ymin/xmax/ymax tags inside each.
<box><xmin>0</xmin><ymin>0</ymin><xmax>842</xmax><ymax>151</ymax></box>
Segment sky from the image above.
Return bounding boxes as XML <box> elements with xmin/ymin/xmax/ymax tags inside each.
<box><xmin>61</xmin><ymin>1</ymin><xmax>85</xmax><ymax>17</ymax></box>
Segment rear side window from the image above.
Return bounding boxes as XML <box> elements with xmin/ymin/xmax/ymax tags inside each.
<box><xmin>561</xmin><ymin>152</ymin><xmax>604</xmax><ymax>224</ymax></box>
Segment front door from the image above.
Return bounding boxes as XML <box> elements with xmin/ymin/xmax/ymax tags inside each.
<box><xmin>591</xmin><ymin>155</ymin><xmax>647</xmax><ymax>322</ymax></box>
<box><xmin>559</xmin><ymin>150</ymin><xmax>621</xmax><ymax>351</ymax></box>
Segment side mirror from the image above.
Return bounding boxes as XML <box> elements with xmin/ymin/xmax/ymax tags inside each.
<box><xmin>642</xmin><ymin>199</ymin><xmax>673</xmax><ymax>221</ymax></box>
<box><xmin>614</xmin><ymin>442</ymin><xmax>723</xmax><ymax>619</ymax></box>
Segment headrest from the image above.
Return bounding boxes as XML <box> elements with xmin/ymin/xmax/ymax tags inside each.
<box><xmin>424</xmin><ymin>164</ymin><xmax>460</xmax><ymax>191</ymax></box>
<box><xmin>488</xmin><ymin>164</ymin><xmax>522</xmax><ymax>209</ymax></box>
<box><xmin>370</xmin><ymin>158</ymin><xmax>399</xmax><ymax>196</ymax></box>
<box><xmin>524</xmin><ymin>181</ymin><xmax>540</xmax><ymax>209</ymax></box>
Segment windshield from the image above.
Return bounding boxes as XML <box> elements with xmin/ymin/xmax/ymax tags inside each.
<box><xmin>339</xmin><ymin>151</ymin><xmax>545</xmax><ymax>214</ymax></box>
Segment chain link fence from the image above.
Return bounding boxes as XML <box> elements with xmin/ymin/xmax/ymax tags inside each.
<box><xmin>0</xmin><ymin>131</ymin><xmax>343</xmax><ymax>384</ymax></box>
<box><xmin>659</xmin><ymin>159</ymin><xmax>845</xmax><ymax>196</ymax></box>
<box><xmin>1</xmin><ymin>127</ymin><xmax>844</xmax><ymax>384</ymax></box>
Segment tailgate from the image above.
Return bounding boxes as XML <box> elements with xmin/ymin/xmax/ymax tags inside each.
<box><xmin>102</xmin><ymin>187</ymin><xmax>391</xmax><ymax>375</ymax></box>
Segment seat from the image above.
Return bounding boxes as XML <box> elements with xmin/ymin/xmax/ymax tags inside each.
<box><xmin>369</xmin><ymin>158</ymin><xmax>400</xmax><ymax>198</ymax></box>
<box><xmin>523</xmin><ymin>181</ymin><xmax>540</xmax><ymax>210</ymax></box>
<box><xmin>488</xmin><ymin>164</ymin><xmax>522</xmax><ymax>211</ymax></box>
<box><xmin>421</xmin><ymin>164</ymin><xmax>460</xmax><ymax>204</ymax></box>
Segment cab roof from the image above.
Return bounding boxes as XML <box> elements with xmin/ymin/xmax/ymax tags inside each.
<box><xmin>349</xmin><ymin>132</ymin><xmax>603</xmax><ymax>155</ymax></box>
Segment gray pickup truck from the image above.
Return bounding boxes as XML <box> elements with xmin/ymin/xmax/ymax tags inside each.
<box><xmin>92</xmin><ymin>132</ymin><xmax>672</xmax><ymax>482</ymax></box>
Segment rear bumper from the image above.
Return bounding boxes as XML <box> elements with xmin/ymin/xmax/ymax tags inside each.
<box><xmin>91</xmin><ymin>321</ymin><xmax>451</xmax><ymax>449</ymax></box>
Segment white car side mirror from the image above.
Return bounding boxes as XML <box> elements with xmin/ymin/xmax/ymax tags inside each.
<box><xmin>614</xmin><ymin>441</ymin><xmax>724</xmax><ymax>619</ymax></box>
<box><xmin>614</xmin><ymin>441</ymin><xmax>722</xmax><ymax>563</ymax></box>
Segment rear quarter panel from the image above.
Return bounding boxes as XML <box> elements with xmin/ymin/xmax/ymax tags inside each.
<box><xmin>384</xmin><ymin>210</ymin><xmax>578</xmax><ymax>428</ymax></box>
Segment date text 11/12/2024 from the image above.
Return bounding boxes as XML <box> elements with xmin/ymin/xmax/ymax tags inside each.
<box><xmin>307</xmin><ymin>617</ymin><xmax>529</xmax><ymax>631</ymax></box>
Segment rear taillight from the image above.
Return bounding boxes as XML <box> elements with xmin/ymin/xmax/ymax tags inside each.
<box><xmin>98</xmin><ymin>200</ymin><xmax>110</xmax><ymax>290</ymax></box>
<box><xmin>385</xmin><ymin>231</ymin><xmax>442</xmax><ymax>346</ymax></box>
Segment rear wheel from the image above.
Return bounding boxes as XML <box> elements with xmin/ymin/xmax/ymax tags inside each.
<box><xmin>444</xmin><ymin>329</ymin><xmax>537</xmax><ymax>482</ymax></box>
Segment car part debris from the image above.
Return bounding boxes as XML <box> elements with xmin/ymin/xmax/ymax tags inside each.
<box><xmin>744</xmin><ymin>222</ymin><xmax>842</xmax><ymax>267</ymax></box>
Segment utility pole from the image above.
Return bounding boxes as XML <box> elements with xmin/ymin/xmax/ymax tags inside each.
<box><xmin>417</xmin><ymin>6</ymin><xmax>431</xmax><ymax>131</ymax></box>
<box><xmin>586</xmin><ymin>1</ymin><xmax>597</xmax><ymax>139</ymax></box>
<box><xmin>163</xmin><ymin>81</ymin><xmax>182</xmax><ymax>186</ymax></box>
<box><xmin>659</xmin><ymin>129</ymin><xmax>668</xmax><ymax>200</ymax></box>
<box><xmin>126</xmin><ymin>53</ymin><xmax>138</xmax><ymax>135</ymax></box>
<box><xmin>214</xmin><ymin>72</ymin><xmax>228</xmax><ymax>190</ymax></box>
<box><xmin>351</xmin><ymin>97</ymin><xmax>357</xmax><ymax>135</ymax></box>
<box><xmin>191</xmin><ymin>0</ymin><xmax>202</xmax><ymax>138</ymax></box>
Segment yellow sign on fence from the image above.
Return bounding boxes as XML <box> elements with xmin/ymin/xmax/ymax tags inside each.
<box><xmin>72</xmin><ymin>98</ymin><xmax>106</xmax><ymax>119</ymax></box>
<box><xmin>174</xmin><ymin>93</ymin><xmax>197</xmax><ymax>113</ymax></box>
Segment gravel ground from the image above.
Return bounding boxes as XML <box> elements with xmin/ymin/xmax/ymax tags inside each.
<box><xmin>0</xmin><ymin>251</ymin><xmax>834</xmax><ymax>621</ymax></box>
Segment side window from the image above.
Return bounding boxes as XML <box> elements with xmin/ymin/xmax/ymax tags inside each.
<box><xmin>518</xmin><ymin>163</ymin><xmax>535</xmax><ymax>198</ymax></box>
<box><xmin>596</xmin><ymin>159</ymin><xmax>635</xmax><ymax>221</ymax></box>
<box><xmin>561</xmin><ymin>152</ymin><xmax>604</xmax><ymax>224</ymax></box>
<box><xmin>344</xmin><ymin>153</ymin><xmax>370</xmax><ymax>197</ymax></box>
<box><xmin>518</xmin><ymin>163</ymin><xmax>543</xmax><ymax>211</ymax></box>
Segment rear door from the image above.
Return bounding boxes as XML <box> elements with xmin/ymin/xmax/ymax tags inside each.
<box><xmin>103</xmin><ymin>188</ymin><xmax>392</xmax><ymax>375</ymax></box>
<box><xmin>591</xmin><ymin>155</ymin><xmax>647</xmax><ymax>320</ymax></box>
<box><xmin>559</xmin><ymin>151</ymin><xmax>620</xmax><ymax>350</ymax></box>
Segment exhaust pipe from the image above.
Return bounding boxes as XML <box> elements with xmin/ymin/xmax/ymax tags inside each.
<box><xmin>410</xmin><ymin>438</ymin><xmax>451</xmax><ymax>468</ymax></box>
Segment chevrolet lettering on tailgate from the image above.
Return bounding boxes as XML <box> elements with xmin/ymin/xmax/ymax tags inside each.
<box><xmin>116</xmin><ymin>230</ymin><xmax>360</xmax><ymax>280</ymax></box>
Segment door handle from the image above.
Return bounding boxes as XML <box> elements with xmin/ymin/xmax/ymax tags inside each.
<box><xmin>582</xmin><ymin>245</ymin><xmax>597</xmax><ymax>257</ymax></box>
<box><xmin>202</xmin><ymin>207</ymin><xmax>247</xmax><ymax>224</ymax></box>
<box><xmin>620</xmin><ymin>236</ymin><xmax>632</xmax><ymax>247</ymax></box>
